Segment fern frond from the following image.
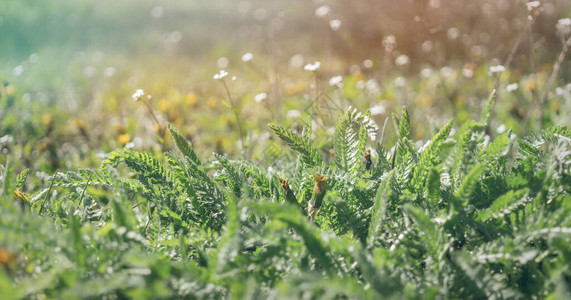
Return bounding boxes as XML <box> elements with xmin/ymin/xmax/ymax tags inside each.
<box><xmin>367</xmin><ymin>170</ymin><xmax>395</xmax><ymax>248</ymax></box>
<box><xmin>479</xmin><ymin>132</ymin><xmax>511</xmax><ymax>170</ymax></box>
<box><xmin>426</xmin><ymin>168</ymin><xmax>441</xmax><ymax>207</ymax></box>
<box><xmin>302</xmin><ymin>115</ymin><xmax>312</xmax><ymax>141</ymax></box>
<box><xmin>166</xmin><ymin>122</ymin><xmax>201</xmax><ymax>165</ymax></box>
<box><xmin>411</xmin><ymin>118</ymin><xmax>453</xmax><ymax>192</ymax></box>
<box><xmin>475</xmin><ymin>188</ymin><xmax>530</xmax><ymax>223</ymax></box>
<box><xmin>15</xmin><ymin>169</ymin><xmax>28</xmax><ymax>190</ymax></box>
<box><xmin>404</xmin><ymin>205</ymin><xmax>441</xmax><ymax>248</ymax></box>
<box><xmin>398</xmin><ymin>106</ymin><xmax>410</xmax><ymax>140</ymax></box>
<box><xmin>454</xmin><ymin>252</ymin><xmax>521</xmax><ymax>299</ymax></box>
<box><xmin>103</xmin><ymin>149</ymin><xmax>176</xmax><ymax>189</ymax></box>
<box><xmin>454</xmin><ymin>164</ymin><xmax>484</xmax><ymax>202</ymax></box>
<box><xmin>480</xmin><ymin>89</ymin><xmax>496</xmax><ymax>127</ymax></box>
<box><xmin>333</xmin><ymin>111</ymin><xmax>360</xmax><ymax>173</ymax></box>
<box><xmin>346</xmin><ymin>106</ymin><xmax>379</xmax><ymax>140</ymax></box>
<box><xmin>268</xmin><ymin>123</ymin><xmax>322</xmax><ymax>167</ymax></box>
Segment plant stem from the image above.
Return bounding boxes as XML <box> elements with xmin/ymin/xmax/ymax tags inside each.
<box><xmin>537</xmin><ymin>35</ymin><xmax>571</xmax><ymax>130</ymax></box>
<box><xmin>221</xmin><ymin>80</ymin><xmax>246</xmax><ymax>152</ymax></box>
<box><xmin>141</xmin><ymin>99</ymin><xmax>161</xmax><ymax>127</ymax></box>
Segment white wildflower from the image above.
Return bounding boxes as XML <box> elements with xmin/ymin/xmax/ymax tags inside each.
<box><xmin>506</xmin><ymin>83</ymin><xmax>519</xmax><ymax>92</ymax></box>
<box><xmin>290</xmin><ymin>54</ymin><xmax>304</xmax><ymax>68</ymax></box>
<box><xmin>103</xmin><ymin>67</ymin><xmax>116</xmax><ymax>77</ymax></box>
<box><xmin>326</xmin><ymin>127</ymin><xmax>335</xmax><ymax>136</ymax></box>
<box><xmin>462</xmin><ymin>68</ymin><xmax>474</xmax><ymax>78</ymax></box>
<box><xmin>394</xmin><ymin>77</ymin><xmax>407</xmax><ymax>88</ymax></box>
<box><xmin>314</xmin><ymin>5</ymin><xmax>331</xmax><ymax>18</ymax></box>
<box><xmin>13</xmin><ymin>65</ymin><xmax>24</xmax><ymax>76</ymax></box>
<box><xmin>526</xmin><ymin>1</ymin><xmax>541</xmax><ymax>12</ymax></box>
<box><xmin>421</xmin><ymin>40</ymin><xmax>433</xmax><ymax>53</ymax></box>
<box><xmin>556</xmin><ymin>18</ymin><xmax>571</xmax><ymax>37</ymax></box>
<box><xmin>329</xmin><ymin>19</ymin><xmax>342</xmax><ymax>31</ymax></box>
<box><xmin>440</xmin><ymin>66</ymin><xmax>455</xmax><ymax>78</ymax></box>
<box><xmin>367</xmin><ymin>79</ymin><xmax>381</xmax><ymax>95</ymax></box>
<box><xmin>132</xmin><ymin>89</ymin><xmax>145</xmax><ymax>101</ymax></box>
<box><xmin>329</xmin><ymin>75</ymin><xmax>343</xmax><ymax>88</ymax></box>
<box><xmin>420</xmin><ymin>68</ymin><xmax>433</xmax><ymax>78</ymax></box>
<box><xmin>168</xmin><ymin>31</ymin><xmax>182</xmax><ymax>44</ymax></box>
<box><xmin>254</xmin><ymin>93</ymin><xmax>267</xmax><ymax>103</ymax></box>
<box><xmin>287</xmin><ymin>110</ymin><xmax>301</xmax><ymax>119</ymax></box>
<box><xmin>216</xmin><ymin>57</ymin><xmax>229</xmax><ymax>69</ymax></box>
<box><xmin>241</xmin><ymin>52</ymin><xmax>253</xmax><ymax>62</ymax></box>
<box><xmin>382</xmin><ymin>35</ymin><xmax>397</xmax><ymax>52</ymax></box>
<box><xmin>83</xmin><ymin>66</ymin><xmax>96</xmax><ymax>78</ymax></box>
<box><xmin>369</xmin><ymin>104</ymin><xmax>386</xmax><ymax>116</ymax></box>
<box><xmin>363</xmin><ymin>59</ymin><xmax>374</xmax><ymax>69</ymax></box>
<box><xmin>304</xmin><ymin>61</ymin><xmax>321</xmax><ymax>72</ymax></box>
<box><xmin>395</xmin><ymin>54</ymin><xmax>410</xmax><ymax>66</ymax></box>
<box><xmin>447</xmin><ymin>27</ymin><xmax>460</xmax><ymax>40</ymax></box>
<box><xmin>489</xmin><ymin>65</ymin><xmax>505</xmax><ymax>74</ymax></box>
<box><xmin>213</xmin><ymin>70</ymin><xmax>228</xmax><ymax>80</ymax></box>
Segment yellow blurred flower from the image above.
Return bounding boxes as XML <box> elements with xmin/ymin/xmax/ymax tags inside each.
<box><xmin>168</xmin><ymin>111</ymin><xmax>179</xmax><ymax>122</ymax></box>
<box><xmin>153</xmin><ymin>123</ymin><xmax>166</xmax><ymax>136</ymax></box>
<box><xmin>41</xmin><ymin>113</ymin><xmax>53</xmax><ymax>129</ymax></box>
<box><xmin>118</xmin><ymin>133</ymin><xmax>131</xmax><ymax>146</ymax></box>
<box><xmin>352</xmin><ymin>73</ymin><xmax>364</xmax><ymax>81</ymax></box>
<box><xmin>284</xmin><ymin>81</ymin><xmax>307</xmax><ymax>95</ymax></box>
<box><xmin>527</xmin><ymin>80</ymin><xmax>536</xmax><ymax>91</ymax></box>
<box><xmin>72</xmin><ymin>119</ymin><xmax>85</xmax><ymax>129</ymax></box>
<box><xmin>113</xmin><ymin>124</ymin><xmax>125</xmax><ymax>134</ymax></box>
<box><xmin>418</xmin><ymin>95</ymin><xmax>433</xmax><ymax>106</ymax></box>
<box><xmin>186</xmin><ymin>93</ymin><xmax>197</xmax><ymax>107</ymax></box>
<box><xmin>207</xmin><ymin>96</ymin><xmax>217</xmax><ymax>109</ymax></box>
<box><xmin>158</xmin><ymin>99</ymin><xmax>171</xmax><ymax>112</ymax></box>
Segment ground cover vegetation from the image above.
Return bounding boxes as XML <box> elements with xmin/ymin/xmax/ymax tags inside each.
<box><xmin>1</xmin><ymin>0</ymin><xmax>570</xmax><ymax>299</ymax></box>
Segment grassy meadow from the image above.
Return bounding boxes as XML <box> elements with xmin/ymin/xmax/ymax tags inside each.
<box><xmin>1</xmin><ymin>0</ymin><xmax>570</xmax><ymax>298</ymax></box>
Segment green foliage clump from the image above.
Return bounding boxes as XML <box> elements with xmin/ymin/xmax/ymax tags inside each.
<box><xmin>1</xmin><ymin>104</ymin><xmax>570</xmax><ymax>299</ymax></box>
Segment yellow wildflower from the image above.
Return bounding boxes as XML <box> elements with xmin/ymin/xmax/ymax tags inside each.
<box><xmin>118</xmin><ymin>133</ymin><xmax>131</xmax><ymax>146</ymax></box>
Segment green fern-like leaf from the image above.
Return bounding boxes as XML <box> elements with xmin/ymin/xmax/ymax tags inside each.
<box><xmin>479</xmin><ymin>131</ymin><xmax>512</xmax><ymax>173</ymax></box>
<box><xmin>334</xmin><ymin>112</ymin><xmax>360</xmax><ymax>173</ymax></box>
<box><xmin>166</xmin><ymin>122</ymin><xmax>201</xmax><ymax>165</ymax></box>
<box><xmin>346</xmin><ymin>106</ymin><xmax>379</xmax><ymax>140</ymax></box>
<box><xmin>454</xmin><ymin>164</ymin><xmax>484</xmax><ymax>203</ymax></box>
<box><xmin>15</xmin><ymin>168</ymin><xmax>29</xmax><ymax>190</ymax></box>
<box><xmin>367</xmin><ymin>170</ymin><xmax>395</xmax><ymax>248</ymax></box>
<box><xmin>480</xmin><ymin>89</ymin><xmax>496</xmax><ymax>127</ymax></box>
<box><xmin>411</xmin><ymin>118</ymin><xmax>453</xmax><ymax>192</ymax></box>
<box><xmin>475</xmin><ymin>188</ymin><xmax>530</xmax><ymax>222</ymax></box>
<box><xmin>268</xmin><ymin>123</ymin><xmax>322</xmax><ymax>167</ymax></box>
<box><xmin>426</xmin><ymin>168</ymin><xmax>441</xmax><ymax>207</ymax></box>
<box><xmin>302</xmin><ymin>115</ymin><xmax>312</xmax><ymax>141</ymax></box>
<box><xmin>398</xmin><ymin>106</ymin><xmax>410</xmax><ymax>140</ymax></box>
